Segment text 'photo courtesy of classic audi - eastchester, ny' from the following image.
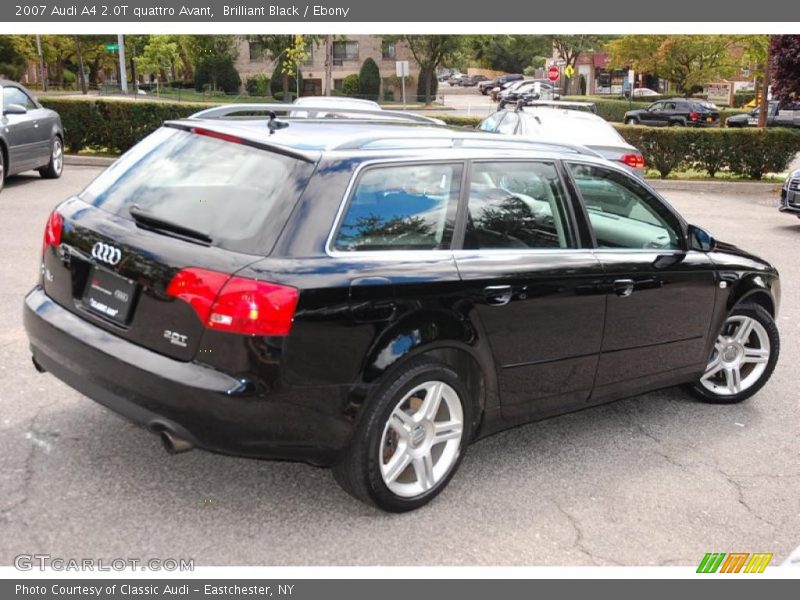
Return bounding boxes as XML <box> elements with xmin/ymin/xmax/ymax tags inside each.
<box><xmin>24</xmin><ymin>104</ymin><xmax>781</xmax><ymax>512</ymax></box>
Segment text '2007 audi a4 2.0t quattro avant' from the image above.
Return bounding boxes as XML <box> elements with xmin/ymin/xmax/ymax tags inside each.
<box><xmin>24</xmin><ymin>104</ymin><xmax>781</xmax><ymax>512</ymax></box>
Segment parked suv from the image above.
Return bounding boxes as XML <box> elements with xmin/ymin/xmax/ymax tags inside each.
<box><xmin>624</xmin><ymin>98</ymin><xmax>721</xmax><ymax>127</ymax></box>
<box><xmin>479</xmin><ymin>73</ymin><xmax>523</xmax><ymax>95</ymax></box>
<box><xmin>24</xmin><ymin>104</ymin><xmax>780</xmax><ymax>512</ymax></box>
<box><xmin>0</xmin><ymin>79</ymin><xmax>64</xmax><ymax>194</ymax></box>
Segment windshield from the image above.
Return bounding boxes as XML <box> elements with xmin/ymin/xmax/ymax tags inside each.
<box><xmin>79</xmin><ymin>127</ymin><xmax>315</xmax><ymax>255</ymax></box>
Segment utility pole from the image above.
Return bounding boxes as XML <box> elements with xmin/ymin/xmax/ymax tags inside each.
<box><xmin>324</xmin><ymin>34</ymin><xmax>333</xmax><ymax>95</ymax></box>
<box><xmin>117</xmin><ymin>34</ymin><xmax>128</xmax><ymax>94</ymax></box>
<box><xmin>35</xmin><ymin>35</ymin><xmax>46</xmax><ymax>91</ymax></box>
<box><xmin>758</xmin><ymin>36</ymin><xmax>773</xmax><ymax>128</ymax></box>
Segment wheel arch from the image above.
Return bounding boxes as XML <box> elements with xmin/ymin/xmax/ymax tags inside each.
<box><xmin>727</xmin><ymin>274</ymin><xmax>779</xmax><ymax>318</ymax></box>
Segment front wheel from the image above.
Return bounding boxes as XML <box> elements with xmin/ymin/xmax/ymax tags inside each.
<box><xmin>625</xmin><ymin>117</ymin><xmax>638</xmax><ymax>125</ymax></box>
<box><xmin>38</xmin><ymin>136</ymin><xmax>63</xmax><ymax>179</ymax></box>
<box><xmin>688</xmin><ymin>303</ymin><xmax>779</xmax><ymax>404</ymax></box>
<box><xmin>333</xmin><ymin>360</ymin><xmax>471</xmax><ymax>512</ymax></box>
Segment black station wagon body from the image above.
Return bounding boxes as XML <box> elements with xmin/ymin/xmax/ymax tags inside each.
<box><xmin>24</xmin><ymin>107</ymin><xmax>781</xmax><ymax>511</ymax></box>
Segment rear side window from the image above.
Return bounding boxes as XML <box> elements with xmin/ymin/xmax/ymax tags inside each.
<box><xmin>333</xmin><ymin>163</ymin><xmax>462</xmax><ymax>251</ymax></box>
<box><xmin>465</xmin><ymin>161</ymin><xmax>574</xmax><ymax>250</ymax></box>
<box><xmin>79</xmin><ymin>127</ymin><xmax>314</xmax><ymax>255</ymax></box>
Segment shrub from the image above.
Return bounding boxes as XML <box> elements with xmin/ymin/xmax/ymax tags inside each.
<box><xmin>342</xmin><ymin>74</ymin><xmax>360</xmax><ymax>97</ymax></box>
<box><xmin>194</xmin><ymin>58</ymin><xmax>241</xmax><ymax>94</ymax></box>
<box><xmin>270</xmin><ymin>56</ymin><xmax>302</xmax><ymax>100</ymax></box>
<box><xmin>416</xmin><ymin>68</ymin><xmax>438</xmax><ymax>104</ymax></box>
<box><xmin>358</xmin><ymin>58</ymin><xmax>380</xmax><ymax>101</ymax></box>
<box><xmin>616</xmin><ymin>125</ymin><xmax>800</xmax><ymax>179</ymax></box>
<box><xmin>246</xmin><ymin>73</ymin><xmax>270</xmax><ymax>97</ymax></box>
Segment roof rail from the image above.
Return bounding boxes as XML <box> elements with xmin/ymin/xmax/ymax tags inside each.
<box><xmin>519</xmin><ymin>100</ymin><xmax>598</xmax><ymax>114</ymax></box>
<box><xmin>332</xmin><ymin>134</ymin><xmax>603</xmax><ymax>158</ymax></box>
<box><xmin>189</xmin><ymin>103</ymin><xmax>445</xmax><ymax>125</ymax></box>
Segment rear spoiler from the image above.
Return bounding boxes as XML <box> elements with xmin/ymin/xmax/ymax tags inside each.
<box><xmin>189</xmin><ymin>103</ymin><xmax>446</xmax><ymax>125</ymax></box>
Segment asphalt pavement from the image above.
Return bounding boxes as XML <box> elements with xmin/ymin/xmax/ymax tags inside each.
<box><xmin>0</xmin><ymin>167</ymin><xmax>798</xmax><ymax>566</ymax></box>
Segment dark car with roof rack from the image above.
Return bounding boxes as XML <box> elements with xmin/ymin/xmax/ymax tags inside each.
<box><xmin>25</xmin><ymin>103</ymin><xmax>780</xmax><ymax>512</ymax></box>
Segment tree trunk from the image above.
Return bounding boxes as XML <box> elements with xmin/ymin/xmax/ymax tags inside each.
<box><xmin>425</xmin><ymin>70</ymin><xmax>432</xmax><ymax>105</ymax></box>
<box><xmin>758</xmin><ymin>38</ymin><xmax>773</xmax><ymax>128</ymax></box>
<box><xmin>282</xmin><ymin>72</ymin><xmax>290</xmax><ymax>100</ymax></box>
<box><xmin>75</xmin><ymin>37</ymin><xmax>88</xmax><ymax>95</ymax></box>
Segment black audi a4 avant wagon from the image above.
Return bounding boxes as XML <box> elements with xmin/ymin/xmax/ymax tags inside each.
<box><xmin>24</xmin><ymin>105</ymin><xmax>780</xmax><ymax>511</ymax></box>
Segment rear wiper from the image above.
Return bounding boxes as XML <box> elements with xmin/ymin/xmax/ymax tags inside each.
<box><xmin>129</xmin><ymin>205</ymin><xmax>213</xmax><ymax>245</ymax></box>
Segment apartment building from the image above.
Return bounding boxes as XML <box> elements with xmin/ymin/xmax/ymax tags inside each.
<box><xmin>236</xmin><ymin>35</ymin><xmax>421</xmax><ymax>99</ymax></box>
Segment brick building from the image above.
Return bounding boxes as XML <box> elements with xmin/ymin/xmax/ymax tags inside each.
<box><xmin>235</xmin><ymin>36</ymin><xmax>421</xmax><ymax>99</ymax></box>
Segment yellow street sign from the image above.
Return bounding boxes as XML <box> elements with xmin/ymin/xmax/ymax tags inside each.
<box><xmin>564</xmin><ymin>65</ymin><xmax>575</xmax><ymax>78</ymax></box>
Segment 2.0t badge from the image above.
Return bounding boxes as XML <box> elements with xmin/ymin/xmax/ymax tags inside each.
<box><xmin>91</xmin><ymin>242</ymin><xmax>122</xmax><ymax>266</ymax></box>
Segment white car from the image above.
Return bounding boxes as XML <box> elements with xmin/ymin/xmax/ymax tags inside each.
<box><xmin>479</xmin><ymin>106</ymin><xmax>646</xmax><ymax>177</ymax></box>
<box><xmin>632</xmin><ymin>88</ymin><xmax>660</xmax><ymax>97</ymax></box>
<box><xmin>291</xmin><ymin>96</ymin><xmax>381</xmax><ymax>117</ymax></box>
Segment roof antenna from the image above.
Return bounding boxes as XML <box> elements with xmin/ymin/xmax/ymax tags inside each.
<box><xmin>515</xmin><ymin>99</ymin><xmax>525</xmax><ymax>113</ymax></box>
<box><xmin>267</xmin><ymin>111</ymin><xmax>289</xmax><ymax>135</ymax></box>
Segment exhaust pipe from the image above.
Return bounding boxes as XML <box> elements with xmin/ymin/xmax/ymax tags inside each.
<box><xmin>159</xmin><ymin>430</ymin><xmax>194</xmax><ymax>454</ymax></box>
<box><xmin>32</xmin><ymin>356</ymin><xmax>46</xmax><ymax>373</ymax></box>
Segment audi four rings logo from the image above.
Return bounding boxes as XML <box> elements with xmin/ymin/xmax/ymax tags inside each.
<box><xmin>91</xmin><ymin>242</ymin><xmax>122</xmax><ymax>266</ymax></box>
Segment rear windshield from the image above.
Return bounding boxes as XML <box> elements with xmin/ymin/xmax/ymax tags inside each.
<box><xmin>79</xmin><ymin>127</ymin><xmax>314</xmax><ymax>255</ymax></box>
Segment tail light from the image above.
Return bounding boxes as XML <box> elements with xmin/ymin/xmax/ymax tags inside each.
<box><xmin>167</xmin><ymin>268</ymin><xmax>299</xmax><ymax>336</ymax></box>
<box><xmin>690</xmin><ymin>112</ymin><xmax>699</xmax><ymax>121</ymax></box>
<box><xmin>621</xmin><ymin>154</ymin><xmax>646</xmax><ymax>169</ymax></box>
<box><xmin>42</xmin><ymin>210</ymin><xmax>63</xmax><ymax>256</ymax></box>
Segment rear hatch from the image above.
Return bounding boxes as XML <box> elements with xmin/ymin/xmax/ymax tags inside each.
<box><xmin>41</xmin><ymin>125</ymin><xmax>315</xmax><ymax>361</ymax></box>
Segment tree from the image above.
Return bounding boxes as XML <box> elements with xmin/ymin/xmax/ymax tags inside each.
<box><xmin>135</xmin><ymin>36</ymin><xmax>179</xmax><ymax>82</ymax></box>
<box><xmin>395</xmin><ymin>35</ymin><xmax>465</xmax><ymax>105</ymax></box>
<box><xmin>470</xmin><ymin>35</ymin><xmax>551</xmax><ymax>73</ymax></box>
<box><xmin>551</xmin><ymin>35</ymin><xmax>607</xmax><ymax>93</ymax></box>
<box><xmin>282</xmin><ymin>35</ymin><xmax>310</xmax><ymax>99</ymax></box>
<box><xmin>606</xmin><ymin>35</ymin><xmax>736</xmax><ymax>95</ymax></box>
<box><xmin>358</xmin><ymin>57</ymin><xmax>380</xmax><ymax>101</ymax></box>
<box><xmin>770</xmin><ymin>35</ymin><xmax>800</xmax><ymax>103</ymax></box>
<box><xmin>0</xmin><ymin>36</ymin><xmax>28</xmax><ymax>80</ymax></box>
<box><xmin>187</xmin><ymin>35</ymin><xmax>239</xmax><ymax>92</ymax></box>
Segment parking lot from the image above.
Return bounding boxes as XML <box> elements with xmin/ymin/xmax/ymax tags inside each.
<box><xmin>1</xmin><ymin>166</ymin><xmax>798</xmax><ymax>566</ymax></box>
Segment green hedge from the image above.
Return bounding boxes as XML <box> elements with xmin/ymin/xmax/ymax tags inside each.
<box><xmin>615</xmin><ymin>125</ymin><xmax>800</xmax><ymax>178</ymax></box>
<box><xmin>39</xmin><ymin>99</ymin><xmax>800</xmax><ymax>181</ymax></box>
<box><xmin>40</xmin><ymin>98</ymin><xmax>207</xmax><ymax>154</ymax></box>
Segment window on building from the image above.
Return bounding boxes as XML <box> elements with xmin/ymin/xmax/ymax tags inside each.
<box><xmin>333</xmin><ymin>41</ymin><xmax>359</xmax><ymax>61</ymax></box>
<box><xmin>248</xmin><ymin>40</ymin><xmax>264</xmax><ymax>61</ymax></box>
<box><xmin>333</xmin><ymin>79</ymin><xmax>344</xmax><ymax>91</ymax></box>
<box><xmin>303</xmin><ymin>46</ymin><xmax>314</xmax><ymax>66</ymax></box>
<box><xmin>381</xmin><ymin>41</ymin><xmax>396</xmax><ymax>60</ymax></box>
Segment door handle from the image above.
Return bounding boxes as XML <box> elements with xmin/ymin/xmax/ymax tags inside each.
<box><xmin>612</xmin><ymin>279</ymin><xmax>635</xmax><ymax>297</ymax></box>
<box><xmin>484</xmin><ymin>285</ymin><xmax>513</xmax><ymax>306</ymax></box>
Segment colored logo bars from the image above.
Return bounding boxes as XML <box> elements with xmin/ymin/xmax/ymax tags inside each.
<box><xmin>697</xmin><ymin>552</ymin><xmax>773</xmax><ymax>573</ymax></box>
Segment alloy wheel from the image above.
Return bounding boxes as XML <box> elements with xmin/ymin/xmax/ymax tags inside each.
<box><xmin>53</xmin><ymin>139</ymin><xmax>63</xmax><ymax>175</ymax></box>
<box><xmin>379</xmin><ymin>380</ymin><xmax>464</xmax><ymax>498</ymax></box>
<box><xmin>700</xmin><ymin>315</ymin><xmax>770</xmax><ymax>396</ymax></box>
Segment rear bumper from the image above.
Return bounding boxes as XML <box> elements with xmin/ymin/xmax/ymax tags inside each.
<box><xmin>23</xmin><ymin>286</ymin><xmax>353</xmax><ymax>465</ymax></box>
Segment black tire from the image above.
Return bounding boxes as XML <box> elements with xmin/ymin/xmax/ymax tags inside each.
<box><xmin>38</xmin><ymin>136</ymin><xmax>63</xmax><ymax>179</ymax></box>
<box><xmin>669</xmin><ymin>120</ymin><xmax>684</xmax><ymax>127</ymax></box>
<box><xmin>625</xmin><ymin>117</ymin><xmax>638</xmax><ymax>125</ymax></box>
<box><xmin>0</xmin><ymin>148</ymin><xmax>5</xmax><ymax>194</ymax></box>
<box><xmin>333</xmin><ymin>359</ymin><xmax>473</xmax><ymax>512</ymax></box>
<box><xmin>687</xmin><ymin>302</ymin><xmax>779</xmax><ymax>404</ymax></box>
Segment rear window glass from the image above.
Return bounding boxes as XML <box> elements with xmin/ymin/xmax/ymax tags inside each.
<box><xmin>79</xmin><ymin>127</ymin><xmax>314</xmax><ymax>255</ymax></box>
<box><xmin>333</xmin><ymin>163</ymin><xmax>462</xmax><ymax>251</ymax></box>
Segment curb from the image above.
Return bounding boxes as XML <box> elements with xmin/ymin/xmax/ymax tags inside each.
<box><xmin>648</xmin><ymin>179</ymin><xmax>782</xmax><ymax>195</ymax></box>
<box><xmin>64</xmin><ymin>155</ymin><xmax>117</xmax><ymax>167</ymax></box>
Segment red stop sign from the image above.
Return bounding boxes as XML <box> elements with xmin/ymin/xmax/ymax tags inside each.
<box><xmin>547</xmin><ymin>66</ymin><xmax>559</xmax><ymax>82</ymax></box>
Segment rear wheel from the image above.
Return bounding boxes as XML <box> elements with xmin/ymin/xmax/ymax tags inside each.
<box><xmin>333</xmin><ymin>359</ymin><xmax>471</xmax><ymax>512</ymax></box>
<box><xmin>38</xmin><ymin>136</ymin><xmax>63</xmax><ymax>179</ymax></box>
<box><xmin>0</xmin><ymin>148</ymin><xmax>5</xmax><ymax>194</ymax></box>
<box><xmin>688</xmin><ymin>303</ymin><xmax>779</xmax><ymax>404</ymax></box>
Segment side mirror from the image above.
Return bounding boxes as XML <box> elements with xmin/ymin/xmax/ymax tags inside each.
<box><xmin>689</xmin><ymin>224</ymin><xmax>715</xmax><ymax>252</ymax></box>
<box><xmin>3</xmin><ymin>103</ymin><xmax>27</xmax><ymax>116</ymax></box>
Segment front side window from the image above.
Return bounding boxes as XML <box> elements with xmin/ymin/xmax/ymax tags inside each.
<box><xmin>464</xmin><ymin>161</ymin><xmax>573</xmax><ymax>250</ymax></box>
<box><xmin>3</xmin><ymin>86</ymin><xmax>36</xmax><ymax>110</ymax></box>
<box><xmin>567</xmin><ymin>163</ymin><xmax>683</xmax><ymax>250</ymax></box>
<box><xmin>648</xmin><ymin>102</ymin><xmax>664</xmax><ymax>112</ymax></box>
<box><xmin>334</xmin><ymin>163</ymin><xmax>462</xmax><ymax>251</ymax></box>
